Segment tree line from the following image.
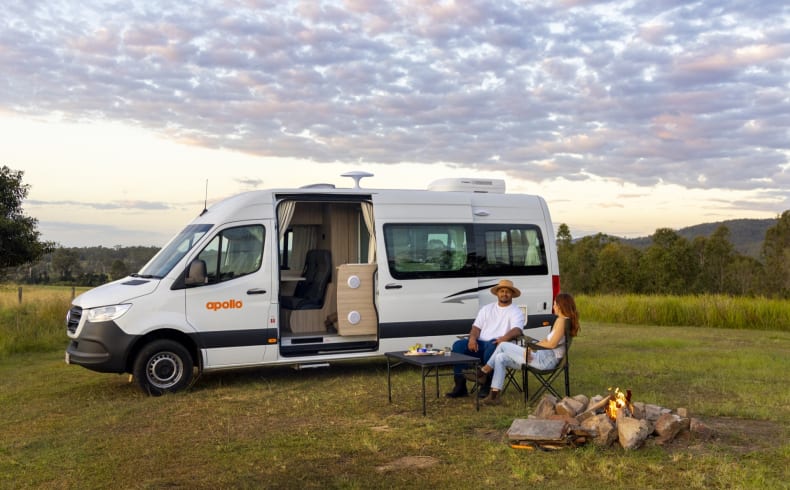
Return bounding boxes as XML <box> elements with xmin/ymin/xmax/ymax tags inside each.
<box><xmin>3</xmin><ymin>164</ymin><xmax>789</xmax><ymax>297</ymax></box>
<box><xmin>4</xmin><ymin>245</ymin><xmax>160</xmax><ymax>286</ymax></box>
<box><xmin>5</xmin><ymin>210</ymin><xmax>788</xmax><ymax>299</ymax></box>
<box><xmin>557</xmin><ymin>210</ymin><xmax>790</xmax><ymax>298</ymax></box>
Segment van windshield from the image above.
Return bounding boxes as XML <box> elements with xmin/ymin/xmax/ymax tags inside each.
<box><xmin>136</xmin><ymin>224</ymin><xmax>212</xmax><ymax>278</ymax></box>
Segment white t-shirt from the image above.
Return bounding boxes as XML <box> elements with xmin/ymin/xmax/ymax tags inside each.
<box><xmin>474</xmin><ymin>302</ymin><xmax>525</xmax><ymax>341</ymax></box>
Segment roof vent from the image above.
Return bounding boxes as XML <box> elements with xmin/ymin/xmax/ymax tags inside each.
<box><xmin>428</xmin><ymin>178</ymin><xmax>506</xmax><ymax>193</ymax></box>
<box><xmin>300</xmin><ymin>183</ymin><xmax>336</xmax><ymax>189</ymax></box>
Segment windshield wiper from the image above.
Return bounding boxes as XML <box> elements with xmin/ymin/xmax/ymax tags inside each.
<box><xmin>130</xmin><ymin>273</ymin><xmax>162</xmax><ymax>279</ymax></box>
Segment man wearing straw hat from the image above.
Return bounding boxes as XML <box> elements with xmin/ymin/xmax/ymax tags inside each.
<box><xmin>445</xmin><ymin>279</ymin><xmax>525</xmax><ymax>399</ymax></box>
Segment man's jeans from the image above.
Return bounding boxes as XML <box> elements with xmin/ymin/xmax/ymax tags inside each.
<box><xmin>450</xmin><ymin>338</ymin><xmax>497</xmax><ymax>376</ymax></box>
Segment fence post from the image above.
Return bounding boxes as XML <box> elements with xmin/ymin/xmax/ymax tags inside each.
<box><xmin>71</xmin><ymin>286</ymin><xmax>76</xmax><ymax>300</ymax></box>
<box><xmin>18</xmin><ymin>286</ymin><xmax>23</xmax><ymax>304</ymax></box>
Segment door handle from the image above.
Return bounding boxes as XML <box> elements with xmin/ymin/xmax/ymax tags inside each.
<box><xmin>384</xmin><ymin>283</ymin><xmax>402</xmax><ymax>290</ymax></box>
<box><xmin>247</xmin><ymin>289</ymin><xmax>267</xmax><ymax>295</ymax></box>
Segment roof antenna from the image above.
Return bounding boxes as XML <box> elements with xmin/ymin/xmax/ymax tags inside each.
<box><xmin>200</xmin><ymin>179</ymin><xmax>208</xmax><ymax>216</ymax></box>
<box><xmin>341</xmin><ymin>170</ymin><xmax>374</xmax><ymax>189</ymax></box>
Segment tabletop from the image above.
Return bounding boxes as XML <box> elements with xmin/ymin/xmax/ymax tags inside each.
<box><xmin>384</xmin><ymin>351</ymin><xmax>480</xmax><ymax>367</ymax></box>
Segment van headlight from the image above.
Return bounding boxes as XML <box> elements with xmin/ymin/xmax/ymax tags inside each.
<box><xmin>86</xmin><ymin>304</ymin><xmax>132</xmax><ymax>322</ymax></box>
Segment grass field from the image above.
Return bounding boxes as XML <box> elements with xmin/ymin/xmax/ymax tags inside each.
<box><xmin>0</xmin><ymin>285</ymin><xmax>83</xmax><ymax>356</ymax></box>
<box><xmin>576</xmin><ymin>294</ymin><xmax>790</xmax><ymax>331</ymax></box>
<box><xmin>1</xmin><ymin>318</ymin><xmax>788</xmax><ymax>489</ymax></box>
<box><xmin>2</xmin><ymin>286</ymin><xmax>788</xmax><ymax>359</ymax></box>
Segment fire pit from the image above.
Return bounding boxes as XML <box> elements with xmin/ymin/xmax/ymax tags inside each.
<box><xmin>507</xmin><ymin>389</ymin><xmax>708</xmax><ymax>450</ymax></box>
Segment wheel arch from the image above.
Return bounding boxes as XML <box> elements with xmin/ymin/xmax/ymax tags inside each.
<box><xmin>126</xmin><ymin>328</ymin><xmax>201</xmax><ymax>374</ymax></box>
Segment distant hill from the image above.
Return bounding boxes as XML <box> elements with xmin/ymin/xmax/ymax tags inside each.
<box><xmin>622</xmin><ymin>218</ymin><xmax>778</xmax><ymax>259</ymax></box>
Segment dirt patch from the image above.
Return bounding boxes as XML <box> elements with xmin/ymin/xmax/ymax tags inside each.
<box><xmin>667</xmin><ymin>416</ymin><xmax>787</xmax><ymax>454</ymax></box>
<box><xmin>474</xmin><ymin>427</ymin><xmax>507</xmax><ymax>443</ymax></box>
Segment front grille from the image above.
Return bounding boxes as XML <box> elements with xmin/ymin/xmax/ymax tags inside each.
<box><xmin>66</xmin><ymin>306</ymin><xmax>82</xmax><ymax>334</ymax></box>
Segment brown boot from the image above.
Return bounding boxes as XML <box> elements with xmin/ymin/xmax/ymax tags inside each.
<box><xmin>465</xmin><ymin>367</ymin><xmax>489</xmax><ymax>385</ymax></box>
<box><xmin>476</xmin><ymin>367</ymin><xmax>490</xmax><ymax>385</ymax></box>
<box><xmin>481</xmin><ymin>389</ymin><xmax>501</xmax><ymax>406</ymax></box>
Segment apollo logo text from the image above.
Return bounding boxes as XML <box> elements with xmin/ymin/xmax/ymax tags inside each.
<box><xmin>206</xmin><ymin>299</ymin><xmax>243</xmax><ymax>311</ymax></box>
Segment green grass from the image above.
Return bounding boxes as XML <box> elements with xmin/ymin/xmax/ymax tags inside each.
<box><xmin>2</xmin><ymin>286</ymin><xmax>789</xmax><ymax>487</ymax></box>
<box><xmin>577</xmin><ymin>294</ymin><xmax>790</xmax><ymax>331</ymax></box>
<box><xmin>3</xmin><ymin>287</ymin><xmax>789</xmax><ymax>359</ymax></box>
<box><xmin>1</xmin><ymin>323</ymin><xmax>788</xmax><ymax>489</ymax></box>
<box><xmin>0</xmin><ymin>286</ymin><xmax>80</xmax><ymax>356</ymax></box>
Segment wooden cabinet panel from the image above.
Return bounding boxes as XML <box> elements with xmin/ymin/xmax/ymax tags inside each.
<box><xmin>336</xmin><ymin>263</ymin><xmax>377</xmax><ymax>336</ymax></box>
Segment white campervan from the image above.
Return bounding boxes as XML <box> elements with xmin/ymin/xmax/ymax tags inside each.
<box><xmin>65</xmin><ymin>172</ymin><xmax>560</xmax><ymax>394</ymax></box>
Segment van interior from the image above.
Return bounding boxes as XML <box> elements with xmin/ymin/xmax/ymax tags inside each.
<box><xmin>277</xmin><ymin>197</ymin><xmax>379</xmax><ymax>356</ymax></box>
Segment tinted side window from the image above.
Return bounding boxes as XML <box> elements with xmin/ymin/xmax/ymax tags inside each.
<box><xmin>384</xmin><ymin>224</ymin><xmax>472</xmax><ymax>279</ymax></box>
<box><xmin>475</xmin><ymin>224</ymin><xmax>548</xmax><ymax>276</ymax></box>
<box><xmin>383</xmin><ymin>223</ymin><xmax>549</xmax><ymax>279</ymax></box>
<box><xmin>197</xmin><ymin>225</ymin><xmax>265</xmax><ymax>284</ymax></box>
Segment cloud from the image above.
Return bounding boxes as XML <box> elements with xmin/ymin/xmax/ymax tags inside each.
<box><xmin>2</xmin><ymin>0</ymin><xmax>788</xmax><ymax>196</ymax></box>
<box><xmin>26</xmin><ymin>199</ymin><xmax>171</xmax><ymax>211</ymax></box>
<box><xmin>235</xmin><ymin>177</ymin><xmax>264</xmax><ymax>188</ymax></box>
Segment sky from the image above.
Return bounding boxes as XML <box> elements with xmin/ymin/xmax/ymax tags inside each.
<box><xmin>3</xmin><ymin>0</ymin><xmax>788</xmax><ymax>248</ymax></box>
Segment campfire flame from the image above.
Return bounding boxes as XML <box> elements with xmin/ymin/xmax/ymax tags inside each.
<box><xmin>606</xmin><ymin>387</ymin><xmax>633</xmax><ymax>420</ymax></box>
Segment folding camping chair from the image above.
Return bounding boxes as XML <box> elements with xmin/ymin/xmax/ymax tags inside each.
<box><xmin>521</xmin><ymin>317</ymin><xmax>572</xmax><ymax>405</ymax></box>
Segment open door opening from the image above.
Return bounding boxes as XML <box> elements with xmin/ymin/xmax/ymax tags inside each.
<box><xmin>277</xmin><ymin>198</ymin><xmax>379</xmax><ymax>356</ymax></box>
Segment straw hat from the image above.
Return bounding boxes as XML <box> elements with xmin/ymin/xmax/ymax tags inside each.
<box><xmin>490</xmin><ymin>279</ymin><xmax>521</xmax><ymax>298</ymax></box>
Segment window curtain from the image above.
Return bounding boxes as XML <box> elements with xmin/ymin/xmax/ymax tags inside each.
<box><xmin>525</xmin><ymin>229</ymin><xmax>541</xmax><ymax>265</ymax></box>
<box><xmin>291</xmin><ymin>226</ymin><xmax>317</xmax><ymax>271</ymax></box>
<box><xmin>278</xmin><ymin>201</ymin><xmax>296</xmax><ymax>242</ymax></box>
<box><xmin>361</xmin><ymin>202</ymin><xmax>376</xmax><ymax>263</ymax></box>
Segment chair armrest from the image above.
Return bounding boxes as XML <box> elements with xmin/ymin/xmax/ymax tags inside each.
<box><xmin>518</xmin><ymin>335</ymin><xmax>551</xmax><ymax>350</ymax></box>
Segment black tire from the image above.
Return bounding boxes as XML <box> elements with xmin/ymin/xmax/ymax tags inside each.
<box><xmin>132</xmin><ymin>339</ymin><xmax>194</xmax><ymax>396</ymax></box>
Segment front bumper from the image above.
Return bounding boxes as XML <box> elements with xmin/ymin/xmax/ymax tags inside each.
<box><xmin>65</xmin><ymin>320</ymin><xmax>137</xmax><ymax>373</ymax></box>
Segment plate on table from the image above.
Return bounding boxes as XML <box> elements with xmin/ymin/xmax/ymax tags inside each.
<box><xmin>404</xmin><ymin>350</ymin><xmax>441</xmax><ymax>356</ymax></box>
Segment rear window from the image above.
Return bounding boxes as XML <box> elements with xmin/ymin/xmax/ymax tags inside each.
<box><xmin>475</xmin><ymin>224</ymin><xmax>548</xmax><ymax>277</ymax></box>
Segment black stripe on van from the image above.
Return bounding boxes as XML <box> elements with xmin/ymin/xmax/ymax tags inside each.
<box><xmin>379</xmin><ymin>314</ymin><xmax>554</xmax><ymax>339</ymax></box>
<box><xmin>194</xmin><ymin>328</ymin><xmax>278</xmax><ymax>349</ymax></box>
<box><xmin>379</xmin><ymin>319</ymin><xmax>472</xmax><ymax>338</ymax></box>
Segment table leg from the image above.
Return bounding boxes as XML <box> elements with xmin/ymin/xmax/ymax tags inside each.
<box><xmin>421</xmin><ymin>366</ymin><xmax>427</xmax><ymax>416</ymax></box>
<box><xmin>475</xmin><ymin>361</ymin><xmax>480</xmax><ymax>411</ymax></box>
<box><xmin>387</xmin><ymin>357</ymin><xmax>392</xmax><ymax>403</ymax></box>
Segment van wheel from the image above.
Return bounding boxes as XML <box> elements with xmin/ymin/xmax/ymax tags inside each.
<box><xmin>133</xmin><ymin>339</ymin><xmax>193</xmax><ymax>396</ymax></box>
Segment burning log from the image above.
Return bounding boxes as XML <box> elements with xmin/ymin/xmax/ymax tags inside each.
<box><xmin>585</xmin><ymin>394</ymin><xmax>612</xmax><ymax>414</ymax></box>
<box><xmin>576</xmin><ymin>394</ymin><xmax>611</xmax><ymax>424</ymax></box>
<box><xmin>606</xmin><ymin>387</ymin><xmax>634</xmax><ymax>420</ymax></box>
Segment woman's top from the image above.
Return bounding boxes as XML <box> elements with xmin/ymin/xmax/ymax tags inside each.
<box><xmin>545</xmin><ymin>318</ymin><xmax>568</xmax><ymax>360</ymax></box>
